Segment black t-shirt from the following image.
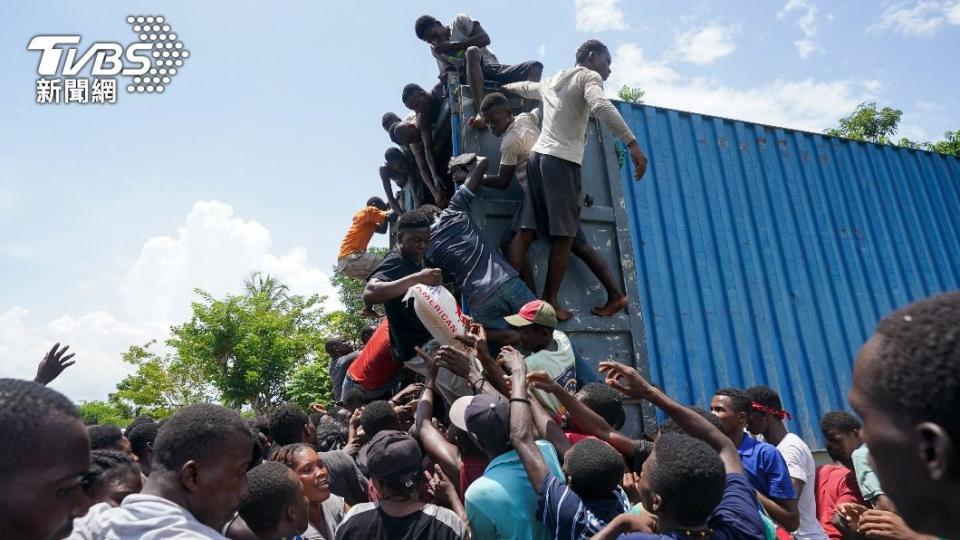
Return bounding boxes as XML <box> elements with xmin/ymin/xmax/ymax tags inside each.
<box><xmin>334</xmin><ymin>502</ymin><xmax>465</xmax><ymax>540</ymax></box>
<box><xmin>369</xmin><ymin>251</ymin><xmax>434</xmax><ymax>362</ymax></box>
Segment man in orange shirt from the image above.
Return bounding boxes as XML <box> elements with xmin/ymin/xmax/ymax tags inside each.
<box><xmin>337</xmin><ymin>197</ymin><xmax>395</xmax><ymax>316</ymax></box>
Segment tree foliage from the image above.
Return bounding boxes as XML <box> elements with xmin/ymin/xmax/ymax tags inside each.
<box><xmin>112</xmin><ymin>274</ymin><xmax>337</xmax><ymax>415</ymax></box>
<box><xmin>172</xmin><ymin>286</ymin><xmax>329</xmax><ymax>413</ymax></box>
<box><xmin>617</xmin><ymin>85</ymin><xmax>645</xmax><ymax>104</ymax></box>
<box><xmin>77</xmin><ymin>398</ymin><xmax>134</xmax><ymax>426</ymax></box>
<box><xmin>826</xmin><ymin>102</ymin><xmax>959</xmax><ymax>158</ymax></box>
<box><xmin>825</xmin><ymin>102</ymin><xmax>903</xmax><ymax>144</ymax></box>
<box><xmin>112</xmin><ymin>340</ymin><xmax>217</xmax><ymax>419</ymax></box>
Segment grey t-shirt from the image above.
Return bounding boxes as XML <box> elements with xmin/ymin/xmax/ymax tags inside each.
<box><xmin>432</xmin><ymin>14</ymin><xmax>498</xmax><ymax>74</ymax></box>
<box><xmin>427</xmin><ymin>185</ymin><xmax>517</xmax><ymax>305</ymax></box>
<box><xmin>301</xmin><ymin>494</ymin><xmax>346</xmax><ymax>540</ymax></box>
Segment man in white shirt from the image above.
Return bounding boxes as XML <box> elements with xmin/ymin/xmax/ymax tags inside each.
<box><xmin>478</xmin><ymin>92</ymin><xmax>633</xmax><ymax>319</ymax></box>
<box><xmin>502</xmin><ymin>40</ymin><xmax>647</xmax><ymax>321</ymax></box>
<box><xmin>414</xmin><ymin>13</ymin><xmax>542</xmax><ymax>127</ymax></box>
<box><xmin>746</xmin><ymin>386</ymin><xmax>829</xmax><ymax>540</ymax></box>
<box><xmin>71</xmin><ymin>404</ymin><xmax>255</xmax><ymax>539</ymax></box>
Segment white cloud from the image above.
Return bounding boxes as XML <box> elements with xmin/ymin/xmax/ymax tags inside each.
<box><xmin>0</xmin><ymin>200</ymin><xmax>340</xmax><ymax>402</ymax></box>
<box><xmin>779</xmin><ymin>0</ymin><xmax>823</xmax><ymax>58</ymax></box>
<box><xmin>608</xmin><ymin>43</ymin><xmax>880</xmax><ymax>133</ymax></box>
<box><xmin>671</xmin><ymin>22</ymin><xmax>737</xmax><ymax>65</ymax></box>
<box><xmin>575</xmin><ymin>0</ymin><xmax>629</xmax><ymax>32</ymax></box>
<box><xmin>538</xmin><ymin>43</ymin><xmax>547</xmax><ymax>60</ymax></box>
<box><xmin>871</xmin><ymin>1</ymin><xmax>960</xmax><ymax>37</ymax></box>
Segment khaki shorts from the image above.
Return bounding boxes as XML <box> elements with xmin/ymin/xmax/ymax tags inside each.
<box><xmin>337</xmin><ymin>251</ymin><xmax>384</xmax><ymax>280</ymax></box>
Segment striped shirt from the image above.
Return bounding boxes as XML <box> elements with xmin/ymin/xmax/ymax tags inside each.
<box><xmin>536</xmin><ymin>473</ymin><xmax>630</xmax><ymax>540</ymax></box>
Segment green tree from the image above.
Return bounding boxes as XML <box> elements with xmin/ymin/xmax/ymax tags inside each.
<box><xmin>170</xmin><ymin>280</ymin><xmax>329</xmax><ymax>413</ymax></box>
<box><xmin>617</xmin><ymin>85</ymin><xmax>645</xmax><ymax>104</ymax></box>
<box><xmin>77</xmin><ymin>398</ymin><xmax>134</xmax><ymax>426</ymax></box>
<box><xmin>112</xmin><ymin>340</ymin><xmax>216</xmax><ymax>419</ymax></box>
<box><xmin>326</xmin><ymin>246</ymin><xmax>388</xmax><ymax>343</ymax></box>
<box><xmin>825</xmin><ymin>102</ymin><xmax>903</xmax><ymax>144</ymax></box>
<box><xmin>284</xmin><ymin>359</ymin><xmax>333</xmax><ymax>410</ymax></box>
<box><xmin>927</xmin><ymin>129</ymin><xmax>960</xmax><ymax>157</ymax></box>
<box><xmin>244</xmin><ymin>271</ymin><xmax>290</xmax><ymax>309</ymax></box>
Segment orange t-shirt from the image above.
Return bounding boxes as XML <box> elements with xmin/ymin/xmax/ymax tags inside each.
<box><xmin>337</xmin><ymin>207</ymin><xmax>388</xmax><ymax>259</ymax></box>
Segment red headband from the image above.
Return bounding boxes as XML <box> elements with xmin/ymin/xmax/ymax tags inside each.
<box><xmin>751</xmin><ymin>402</ymin><xmax>792</xmax><ymax>421</ymax></box>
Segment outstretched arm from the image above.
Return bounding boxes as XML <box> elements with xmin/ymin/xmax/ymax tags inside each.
<box><xmin>503</xmin><ymin>348</ymin><xmax>551</xmax><ymax>491</ymax></box>
<box><xmin>462</xmin><ymin>157</ymin><xmax>489</xmax><ymax>193</ymax></box>
<box><xmin>527</xmin><ymin>370</ymin><xmax>636</xmax><ymax>460</ymax></box>
<box><xmin>379</xmin><ymin>165</ymin><xmax>403</xmax><ymax>215</ymax></box>
<box><xmin>599</xmin><ymin>361</ymin><xmax>742</xmax><ymax>474</ymax></box>
<box><xmin>481</xmin><ymin>163</ymin><xmax>516</xmax><ymax>190</ymax></box>
<box><xmin>362</xmin><ymin>269</ymin><xmax>441</xmax><ymax>305</ymax></box>
<box><xmin>410</xmin><ymin>142</ymin><xmax>445</xmax><ymax>205</ymax></box>
<box><xmin>418</xmin><ymin>118</ymin><xmax>446</xmax><ymax>204</ymax></box>
<box><xmin>581</xmin><ymin>74</ymin><xmax>647</xmax><ymax>180</ymax></box>
<box><xmin>414</xmin><ymin>347</ymin><xmax>462</xmax><ymax>488</ymax></box>
<box><xmin>501</xmin><ymin>81</ymin><xmax>542</xmax><ymax>101</ymax></box>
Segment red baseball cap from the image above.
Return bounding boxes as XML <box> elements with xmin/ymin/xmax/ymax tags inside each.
<box><xmin>504</xmin><ymin>300</ymin><xmax>558</xmax><ymax>328</ymax></box>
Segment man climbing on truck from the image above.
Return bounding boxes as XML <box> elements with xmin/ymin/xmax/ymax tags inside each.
<box><xmin>502</xmin><ymin>39</ymin><xmax>648</xmax><ymax>321</ymax></box>
<box><xmin>414</xmin><ymin>13</ymin><xmax>542</xmax><ymax>128</ymax></box>
<box><xmin>479</xmin><ymin>91</ymin><xmax>631</xmax><ymax>318</ymax></box>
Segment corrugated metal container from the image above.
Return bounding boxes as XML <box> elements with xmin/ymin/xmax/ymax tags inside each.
<box><xmin>616</xmin><ymin>101</ymin><xmax>960</xmax><ymax>447</ymax></box>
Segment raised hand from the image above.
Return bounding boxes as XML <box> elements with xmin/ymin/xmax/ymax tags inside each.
<box><xmin>435</xmin><ymin>345</ymin><xmax>473</xmax><ymax>378</ymax></box>
<box><xmin>598</xmin><ymin>361</ymin><xmax>657</xmax><ymax>400</ymax></box>
<box><xmin>426</xmin><ymin>463</ymin><xmax>458</xmax><ymax>509</ymax></box>
<box><xmin>526</xmin><ymin>370</ymin><xmax>563</xmax><ymax>395</ymax></box>
<box><xmin>34</xmin><ymin>343</ymin><xmax>76</xmax><ymax>386</ymax></box>
<box><xmin>391</xmin><ymin>383</ymin><xmax>424</xmax><ymax>405</ymax></box>
<box><xmin>497</xmin><ymin>346</ymin><xmax>526</xmax><ymax>378</ymax></box>
<box><xmin>415</xmin><ymin>346</ymin><xmax>439</xmax><ymax>380</ymax></box>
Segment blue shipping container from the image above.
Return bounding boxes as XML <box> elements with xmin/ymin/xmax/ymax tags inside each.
<box><xmin>616</xmin><ymin>101</ymin><xmax>960</xmax><ymax>447</ymax></box>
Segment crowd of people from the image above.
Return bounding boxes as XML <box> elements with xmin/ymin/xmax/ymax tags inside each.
<box><xmin>2</xmin><ymin>12</ymin><xmax>957</xmax><ymax>540</ymax></box>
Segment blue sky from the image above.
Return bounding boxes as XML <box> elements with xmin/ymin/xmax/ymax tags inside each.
<box><xmin>1</xmin><ymin>0</ymin><xmax>958</xmax><ymax>401</ymax></box>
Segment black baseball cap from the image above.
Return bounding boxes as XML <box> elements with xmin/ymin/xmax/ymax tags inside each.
<box><xmin>360</xmin><ymin>430</ymin><xmax>422</xmax><ymax>485</ymax></box>
<box><xmin>449</xmin><ymin>393</ymin><xmax>510</xmax><ymax>453</ymax></box>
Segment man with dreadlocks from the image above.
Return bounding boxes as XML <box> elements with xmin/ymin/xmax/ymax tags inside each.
<box><xmin>746</xmin><ymin>386</ymin><xmax>828</xmax><ymax>539</ymax></box>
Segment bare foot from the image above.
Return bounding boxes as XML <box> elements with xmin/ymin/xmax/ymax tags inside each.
<box><xmin>591</xmin><ymin>295</ymin><xmax>628</xmax><ymax>317</ymax></box>
<box><xmin>361</xmin><ymin>308</ymin><xmax>380</xmax><ymax>318</ymax></box>
<box><xmin>554</xmin><ymin>306</ymin><xmax>574</xmax><ymax>322</ymax></box>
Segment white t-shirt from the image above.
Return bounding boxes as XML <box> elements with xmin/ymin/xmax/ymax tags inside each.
<box><xmin>500</xmin><ymin>110</ymin><xmax>541</xmax><ymax>187</ymax></box>
<box><xmin>777</xmin><ymin>433</ymin><xmax>829</xmax><ymax>540</ymax></box>
<box><xmin>503</xmin><ymin>67</ymin><xmax>635</xmax><ymax>165</ymax></box>
<box><xmin>69</xmin><ymin>494</ymin><xmax>228</xmax><ymax>539</ymax></box>
<box><xmin>525</xmin><ymin>330</ymin><xmax>577</xmax><ymax>414</ymax></box>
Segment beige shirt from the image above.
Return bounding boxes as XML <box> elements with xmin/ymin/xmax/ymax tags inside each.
<box><xmin>499</xmin><ymin>110</ymin><xmax>541</xmax><ymax>186</ymax></box>
<box><xmin>433</xmin><ymin>14</ymin><xmax>498</xmax><ymax>73</ymax></box>
<box><xmin>504</xmin><ymin>66</ymin><xmax>635</xmax><ymax>165</ymax></box>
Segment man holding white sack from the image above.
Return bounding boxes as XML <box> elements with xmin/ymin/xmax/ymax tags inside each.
<box><xmin>363</xmin><ymin>210</ymin><xmax>473</xmax><ymax>403</ymax></box>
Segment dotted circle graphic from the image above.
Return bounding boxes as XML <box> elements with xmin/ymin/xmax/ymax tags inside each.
<box><xmin>125</xmin><ymin>15</ymin><xmax>188</xmax><ymax>94</ymax></box>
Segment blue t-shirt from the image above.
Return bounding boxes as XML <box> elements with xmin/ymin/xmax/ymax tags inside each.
<box><xmin>737</xmin><ymin>435</ymin><xmax>796</xmax><ymax>500</ymax></box>
<box><xmin>537</xmin><ymin>472</ymin><xmax>629</xmax><ymax>539</ymax></box>
<box><xmin>427</xmin><ymin>185</ymin><xmax>518</xmax><ymax>305</ymax></box>
<box><xmin>465</xmin><ymin>440</ymin><xmax>563</xmax><ymax>540</ymax></box>
<box><xmin>621</xmin><ymin>474</ymin><xmax>767</xmax><ymax>540</ymax></box>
